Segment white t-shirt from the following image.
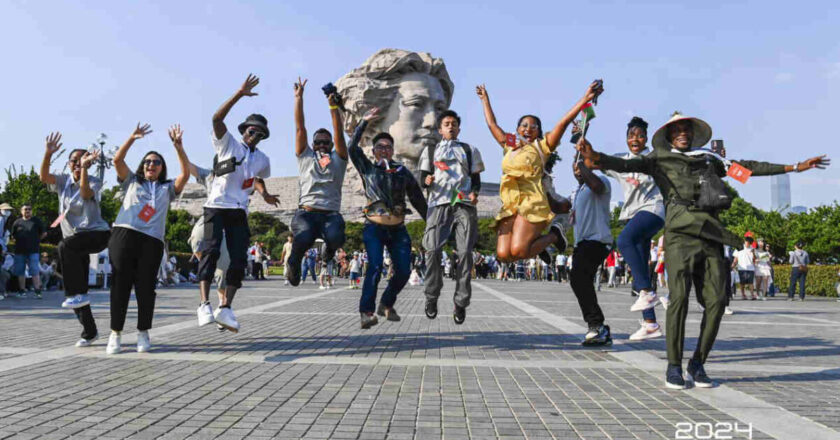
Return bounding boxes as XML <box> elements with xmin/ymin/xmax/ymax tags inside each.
<box><xmin>735</xmin><ymin>248</ymin><xmax>756</xmax><ymax>271</ymax></box>
<box><xmin>204</xmin><ymin>131</ymin><xmax>271</xmax><ymax>211</ymax></box>
<box><xmin>555</xmin><ymin>254</ymin><xmax>567</xmax><ymax>266</ymax></box>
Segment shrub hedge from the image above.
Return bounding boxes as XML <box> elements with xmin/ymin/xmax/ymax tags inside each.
<box><xmin>771</xmin><ymin>265</ymin><xmax>839</xmax><ymax>297</ymax></box>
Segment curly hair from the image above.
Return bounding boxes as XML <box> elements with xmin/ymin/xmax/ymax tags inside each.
<box><xmin>335</xmin><ymin>49</ymin><xmax>454</xmax><ymax>137</ymax></box>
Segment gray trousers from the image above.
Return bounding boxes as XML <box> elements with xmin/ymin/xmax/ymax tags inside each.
<box><xmin>423</xmin><ymin>204</ymin><xmax>478</xmax><ymax>307</ymax></box>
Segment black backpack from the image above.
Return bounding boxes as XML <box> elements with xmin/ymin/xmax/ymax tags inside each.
<box><xmin>695</xmin><ymin>158</ymin><xmax>733</xmax><ymax>211</ymax></box>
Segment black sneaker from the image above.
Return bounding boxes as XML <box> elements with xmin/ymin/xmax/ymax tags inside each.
<box><xmin>581</xmin><ymin>325</ymin><xmax>612</xmax><ymax>346</ymax></box>
<box><xmin>385</xmin><ymin>307</ymin><xmax>401</xmax><ymax>322</ymax></box>
<box><xmin>287</xmin><ymin>260</ymin><xmax>301</xmax><ymax>287</ymax></box>
<box><xmin>360</xmin><ymin>312</ymin><xmax>378</xmax><ymax>329</ymax></box>
<box><xmin>630</xmin><ymin>290</ymin><xmax>639</xmax><ymax>297</ymax></box>
<box><xmin>376</xmin><ymin>303</ymin><xmax>386</xmax><ymax>317</ymax></box>
<box><xmin>549</xmin><ymin>223</ymin><xmax>567</xmax><ymax>254</ymax></box>
<box><xmin>453</xmin><ymin>305</ymin><xmax>466</xmax><ymax>325</ymax></box>
<box><xmin>687</xmin><ymin>359</ymin><xmax>714</xmax><ymax>388</ymax></box>
<box><xmin>666</xmin><ymin>365</ymin><xmax>686</xmax><ymax>389</ymax></box>
<box><xmin>425</xmin><ymin>299</ymin><xmax>438</xmax><ymax>319</ymax></box>
<box><xmin>538</xmin><ymin>250</ymin><xmax>552</xmax><ymax>265</ymax></box>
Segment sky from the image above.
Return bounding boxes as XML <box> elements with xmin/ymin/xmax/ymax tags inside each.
<box><xmin>2</xmin><ymin>0</ymin><xmax>839</xmax><ymax>210</ymax></box>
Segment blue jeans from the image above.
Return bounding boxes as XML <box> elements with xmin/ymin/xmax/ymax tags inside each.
<box><xmin>289</xmin><ymin>209</ymin><xmax>345</xmax><ymax>279</ymax></box>
<box><xmin>788</xmin><ymin>267</ymin><xmax>807</xmax><ymax>299</ymax></box>
<box><xmin>360</xmin><ymin>222</ymin><xmax>412</xmax><ymax>313</ymax></box>
<box><xmin>616</xmin><ymin>211</ymin><xmax>664</xmax><ymax>321</ymax></box>
<box><xmin>302</xmin><ymin>259</ymin><xmax>317</xmax><ymax>282</ymax></box>
<box><xmin>13</xmin><ymin>253</ymin><xmax>40</xmax><ymax>277</ymax></box>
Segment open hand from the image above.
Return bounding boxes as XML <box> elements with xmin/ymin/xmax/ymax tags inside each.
<box><xmin>132</xmin><ymin>122</ymin><xmax>152</xmax><ymax>140</ymax></box>
<box><xmin>80</xmin><ymin>150</ymin><xmax>100</xmax><ymax>168</ymax></box>
<box><xmin>475</xmin><ymin>84</ymin><xmax>489</xmax><ymax>101</ymax></box>
<box><xmin>168</xmin><ymin>124</ymin><xmax>183</xmax><ymax>149</ymax></box>
<box><xmin>294</xmin><ymin>77</ymin><xmax>307</xmax><ymax>98</ymax></box>
<box><xmin>45</xmin><ymin>132</ymin><xmax>62</xmax><ymax>155</ymax></box>
<box><xmin>263</xmin><ymin>193</ymin><xmax>280</xmax><ymax>207</ymax></box>
<box><xmin>239</xmin><ymin>74</ymin><xmax>260</xmax><ymax>97</ymax></box>
<box><xmin>363</xmin><ymin>107</ymin><xmax>381</xmax><ymax>122</ymax></box>
<box><xmin>798</xmin><ymin>155</ymin><xmax>831</xmax><ymax>171</ymax></box>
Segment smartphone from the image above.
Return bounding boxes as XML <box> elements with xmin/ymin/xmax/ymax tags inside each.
<box><xmin>711</xmin><ymin>139</ymin><xmax>725</xmax><ymax>156</ymax></box>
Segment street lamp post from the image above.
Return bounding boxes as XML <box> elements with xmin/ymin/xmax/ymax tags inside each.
<box><xmin>94</xmin><ymin>133</ymin><xmax>110</xmax><ymax>182</ymax></box>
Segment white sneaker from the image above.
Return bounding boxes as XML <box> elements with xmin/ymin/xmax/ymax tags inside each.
<box><xmin>75</xmin><ymin>334</ymin><xmax>98</xmax><ymax>347</ymax></box>
<box><xmin>724</xmin><ymin>307</ymin><xmax>734</xmax><ymax>315</ymax></box>
<box><xmin>630</xmin><ymin>291</ymin><xmax>658</xmax><ymax>312</ymax></box>
<box><xmin>197</xmin><ymin>303</ymin><xmax>215</xmax><ymax>327</ymax></box>
<box><xmin>319</xmin><ymin>285</ymin><xmax>327</xmax><ymax>290</ymax></box>
<box><xmin>61</xmin><ymin>294</ymin><xmax>90</xmax><ymax>309</ymax></box>
<box><xmin>659</xmin><ymin>294</ymin><xmax>670</xmax><ymax>310</ymax></box>
<box><xmin>629</xmin><ymin>321</ymin><xmax>663</xmax><ymax>341</ymax></box>
<box><xmin>284</xmin><ymin>280</ymin><xmax>289</xmax><ymax>286</ymax></box>
<box><xmin>214</xmin><ymin>307</ymin><xmax>240</xmax><ymax>333</ymax></box>
<box><xmin>137</xmin><ymin>331</ymin><xmax>151</xmax><ymax>353</ymax></box>
<box><xmin>106</xmin><ymin>332</ymin><xmax>121</xmax><ymax>355</ymax></box>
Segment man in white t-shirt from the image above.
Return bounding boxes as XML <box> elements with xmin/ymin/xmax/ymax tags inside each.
<box><xmin>197</xmin><ymin>74</ymin><xmax>273</xmax><ymax>333</ymax></box>
<box><xmin>731</xmin><ymin>237</ymin><xmax>757</xmax><ymax>300</ymax></box>
<box><xmin>555</xmin><ymin>253</ymin><xmax>567</xmax><ymax>283</ymax></box>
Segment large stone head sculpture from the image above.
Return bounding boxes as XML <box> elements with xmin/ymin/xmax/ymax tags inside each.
<box><xmin>336</xmin><ymin>49</ymin><xmax>454</xmax><ymax>171</ymax></box>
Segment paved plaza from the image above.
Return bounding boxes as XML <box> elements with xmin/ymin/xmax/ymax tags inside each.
<box><xmin>0</xmin><ymin>278</ymin><xmax>838</xmax><ymax>440</ymax></box>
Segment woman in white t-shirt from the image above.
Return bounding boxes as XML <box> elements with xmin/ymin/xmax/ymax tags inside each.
<box><xmin>754</xmin><ymin>238</ymin><xmax>772</xmax><ymax>300</ymax></box>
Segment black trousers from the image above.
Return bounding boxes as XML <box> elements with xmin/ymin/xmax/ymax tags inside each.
<box><xmin>108</xmin><ymin>227</ymin><xmax>164</xmax><ymax>332</ymax></box>
<box><xmin>569</xmin><ymin>240</ymin><xmax>610</xmax><ymax>328</ymax></box>
<box><xmin>57</xmin><ymin>229</ymin><xmax>110</xmax><ymax>340</ymax></box>
<box><xmin>198</xmin><ymin>208</ymin><xmax>249</xmax><ymax>289</ymax></box>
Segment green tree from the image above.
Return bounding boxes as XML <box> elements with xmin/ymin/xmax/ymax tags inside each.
<box><xmin>2</xmin><ymin>166</ymin><xmax>59</xmax><ymax>227</ymax></box>
<box><xmin>343</xmin><ymin>222</ymin><xmax>365</xmax><ymax>253</ymax></box>
<box><xmin>99</xmin><ymin>185</ymin><xmax>122</xmax><ymax>224</ymax></box>
<box><xmin>165</xmin><ymin>209</ymin><xmax>196</xmax><ymax>253</ymax></box>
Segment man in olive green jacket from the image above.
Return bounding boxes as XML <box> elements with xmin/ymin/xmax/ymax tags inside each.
<box><xmin>576</xmin><ymin>112</ymin><xmax>830</xmax><ymax>389</ymax></box>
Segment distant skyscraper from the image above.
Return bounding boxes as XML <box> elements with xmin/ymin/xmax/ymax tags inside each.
<box><xmin>771</xmin><ymin>174</ymin><xmax>791</xmax><ymax>214</ymax></box>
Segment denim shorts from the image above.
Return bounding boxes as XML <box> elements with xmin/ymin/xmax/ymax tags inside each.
<box><xmin>13</xmin><ymin>253</ymin><xmax>40</xmax><ymax>276</ymax></box>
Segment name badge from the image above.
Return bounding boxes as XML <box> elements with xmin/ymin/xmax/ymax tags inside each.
<box><xmin>138</xmin><ymin>204</ymin><xmax>156</xmax><ymax>223</ymax></box>
<box><xmin>318</xmin><ymin>154</ymin><xmax>331</xmax><ymax>169</ymax></box>
<box><xmin>727</xmin><ymin>162</ymin><xmax>752</xmax><ymax>184</ymax></box>
<box><xmin>505</xmin><ymin>133</ymin><xmax>517</xmax><ymax>148</ymax></box>
<box><xmin>50</xmin><ymin>211</ymin><xmax>66</xmax><ymax>228</ymax></box>
<box><xmin>242</xmin><ymin>178</ymin><xmax>254</xmax><ymax>189</ymax></box>
<box><xmin>434</xmin><ymin>161</ymin><xmax>450</xmax><ymax>171</ymax></box>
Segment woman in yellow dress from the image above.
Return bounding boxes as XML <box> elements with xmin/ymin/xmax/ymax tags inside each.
<box><xmin>476</xmin><ymin>81</ymin><xmax>602</xmax><ymax>262</ymax></box>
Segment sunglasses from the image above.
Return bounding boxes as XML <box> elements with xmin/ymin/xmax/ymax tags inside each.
<box><xmin>313</xmin><ymin>139</ymin><xmax>332</xmax><ymax>147</ymax></box>
<box><xmin>246</xmin><ymin>128</ymin><xmax>266</xmax><ymax>139</ymax></box>
<box><xmin>144</xmin><ymin>159</ymin><xmax>162</xmax><ymax>167</ymax></box>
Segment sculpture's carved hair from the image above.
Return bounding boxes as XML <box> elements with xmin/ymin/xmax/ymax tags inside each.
<box><xmin>335</xmin><ymin>49</ymin><xmax>453</xmax><ymax>136</ymax></box>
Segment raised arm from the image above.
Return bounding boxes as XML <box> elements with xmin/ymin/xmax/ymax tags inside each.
<box><xmin>213</xmin><ymin>74</ymin><xmax>259</xmax><ymax>140</ymax></box>
<box><xmin>348</xmin><ymin>108</ymin><xmax>381</xmax><ymax>175</ymax></box>
<box><xmin>113</xmin><ymin>123</ymin><xmax>153</xmax><ymax>181</ymax></box>
<box><xmin>78</xmin><ymin>150</ymin><xmax>100</xmax><ymax>200</ymax></box>
<box><xmin>475</xmin><ymin>85</ymin><xmax>506</xmax><ymax>145</ymax></box>
<box><xmin>329</xmin><ymin>93</ymin><xmax>348</xmax><ymax>160</ymax></box>
<box><xmin>544</xmin><ymin>81</ymin><xmax>604</xmax><ymax>150</ymax></box>
<box><xmin>293</xmin><ymin>77</ymin><xmax>308</xmax><ymax>157</ymax></box>
<box><xmin>168</xmin><ymin>124</ymin><xmax>190</xmax><ymax>194</ymax></box>
<box><xmin>40</xmin><ymin>132</ymin><xmax>62</xmax><ymax>185</ymax></box>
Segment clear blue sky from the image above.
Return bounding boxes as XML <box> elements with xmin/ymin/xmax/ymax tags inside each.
<box><xmin>2</xmin><ymin>0</ymin><xmax>838</xmax><ymax>210</ymax></box>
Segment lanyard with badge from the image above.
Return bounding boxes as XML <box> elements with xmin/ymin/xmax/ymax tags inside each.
<box><xmin>51</xmin><ymin>176</ymin><xmax>81</xmax><ymax>228</ymax></box>
<box><xmin>138</xmin><ymin>180</ymin><xmax>157</xmax><ymax>223</ymax></box>
<box><xmin>241</xmin><ymin>144</ymin><xmax>255</xmax><ymax>189</ymax></box>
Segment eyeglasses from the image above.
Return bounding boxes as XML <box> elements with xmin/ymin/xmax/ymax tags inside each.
<box><xmin>313</xmin><ymin>140</ymin><xmax>332</xmax><ymax>147</ymax></box>
<box><xmin>519</xmin><ymin>123</ymin><xmax>540</xmax><ymax>130</ymax></box>
<box><xmin>246</xmin><ymin>128</ymin><xmax>266</xmax><ymax>139</ymax></box>
<box><xmin>373</xmin><ymin>143</ymin><xmax>393</xmax><ymax>150</ymax></box>
<box><xmin>144</xmin><ymin>159</ymin><xmax>162</xmax><ymax>167</ymax></box>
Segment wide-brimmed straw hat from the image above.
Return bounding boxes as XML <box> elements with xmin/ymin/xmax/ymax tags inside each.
<box><xmin>651</xmin><ymin>112</ymin><xmax>712</xmax><ymax>150</ymax></box>
<box><xmin>0</xmin><ymin>203</ymin><xmax>13</xmax><ymax>210</ymax></box>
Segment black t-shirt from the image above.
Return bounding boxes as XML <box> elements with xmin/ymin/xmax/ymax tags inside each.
<box><xmin>12</xmin><ymin>217</ymin><xmax>45</xmax><ymax>255</ymax></box>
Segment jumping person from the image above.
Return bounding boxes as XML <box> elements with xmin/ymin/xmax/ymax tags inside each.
<box><xmin>569</xmin><ymin>157</ymin><xmax>614</xmax><ymax>346</ymax></box>
<box><xmin>347</xmin><ymin>108</ymin><xmax>428</xmax><ymax>329</ymax></box>
<box><xmin>475</xmin><ymin>81</ymin><xmax>602</xmax><ymax>264</ymax></box>
<box><xmin>419</xmin><ymin>110</ymin><xmax>485</xmax><ymax>324</ymax></box>
<box><xmin>286</xmin><ymin>78</ymin><xmax>348</xmax><ymax>286</ymax></box>
<box><xmin>197</xmin><ymin>74</ymin><xmax>272</xmax><ymax>333</ymax></box>
<box><xmin>576</xmin><ymin>111</ymin><xmax>830</xmax><ymax>389</ymax></box>
<box><xmin>598</xmin><ymin>117</ymin><xmax>666</xmax><ymax>341</ymax></box>
<box><xmin>40</xmin><ymin>133</ymin><xmax>111</xmax><ymax>347</ymax></box>
<box><xmin>106</xmin><ymin>123</ymin><xmax>190</xmax><ymax>354</ymax></box>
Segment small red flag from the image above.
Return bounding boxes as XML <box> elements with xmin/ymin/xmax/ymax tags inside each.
<box><xmin>727</xmin><ymin>162</ymin><xmax>752</xmax><ymax>184</ymax></box>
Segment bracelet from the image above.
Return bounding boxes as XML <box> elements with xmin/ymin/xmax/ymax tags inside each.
<box><xmin>795</xmin><ymin>162</ymin><xmax>803</xmax><ymax>172</ymax></box>
<box><xmin>329</xmin><ymin>105</ymin><xmax>339</xmax><ymax>110</ymax></box>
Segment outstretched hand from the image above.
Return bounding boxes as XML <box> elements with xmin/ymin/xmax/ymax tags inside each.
<box><xmin>239</xmin><ymin>73</ymin><xmax>260</xmax><ymax>97</ymax></box>
<box><xmin>263</xmin><ymin>193</ymin><xmax>280</xmax><ymax>207</ymax></box>
<box><xmin>80</xmin><ymin>150</ymin><xmax>100</xmax><ymax>168</ymax></box>
<box><xmin>363</xmin><ymin>107</ymin><xmax>381</xmax><ymax>122</ymax></box>
<box><xmin>45</xmin><ymin>132</ymin><xmax>62</xmax><ymax>155</ymax></box>
<box><xmin>475</xmin><ymin>84</ymin><xmax>488</xmax><ymax>101</ymax></box>
<box><xmin>132</xmin><ymin>122</ymin><xmax>153</xmax><ymax>140</ymax></box>
<box><xmin>294</xmin><ymin>77</ymin><xmax>307</xmax><ymax>98</ymax></box>
<box><xmin>798</xmin><ymin>155</ymin><xmax>831</xmax><ymax>172</ymax></box>
<box><xmin>168</xmin><ymin>124</ymin><xmax>184</xmax><ymax>149</ymax></box>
